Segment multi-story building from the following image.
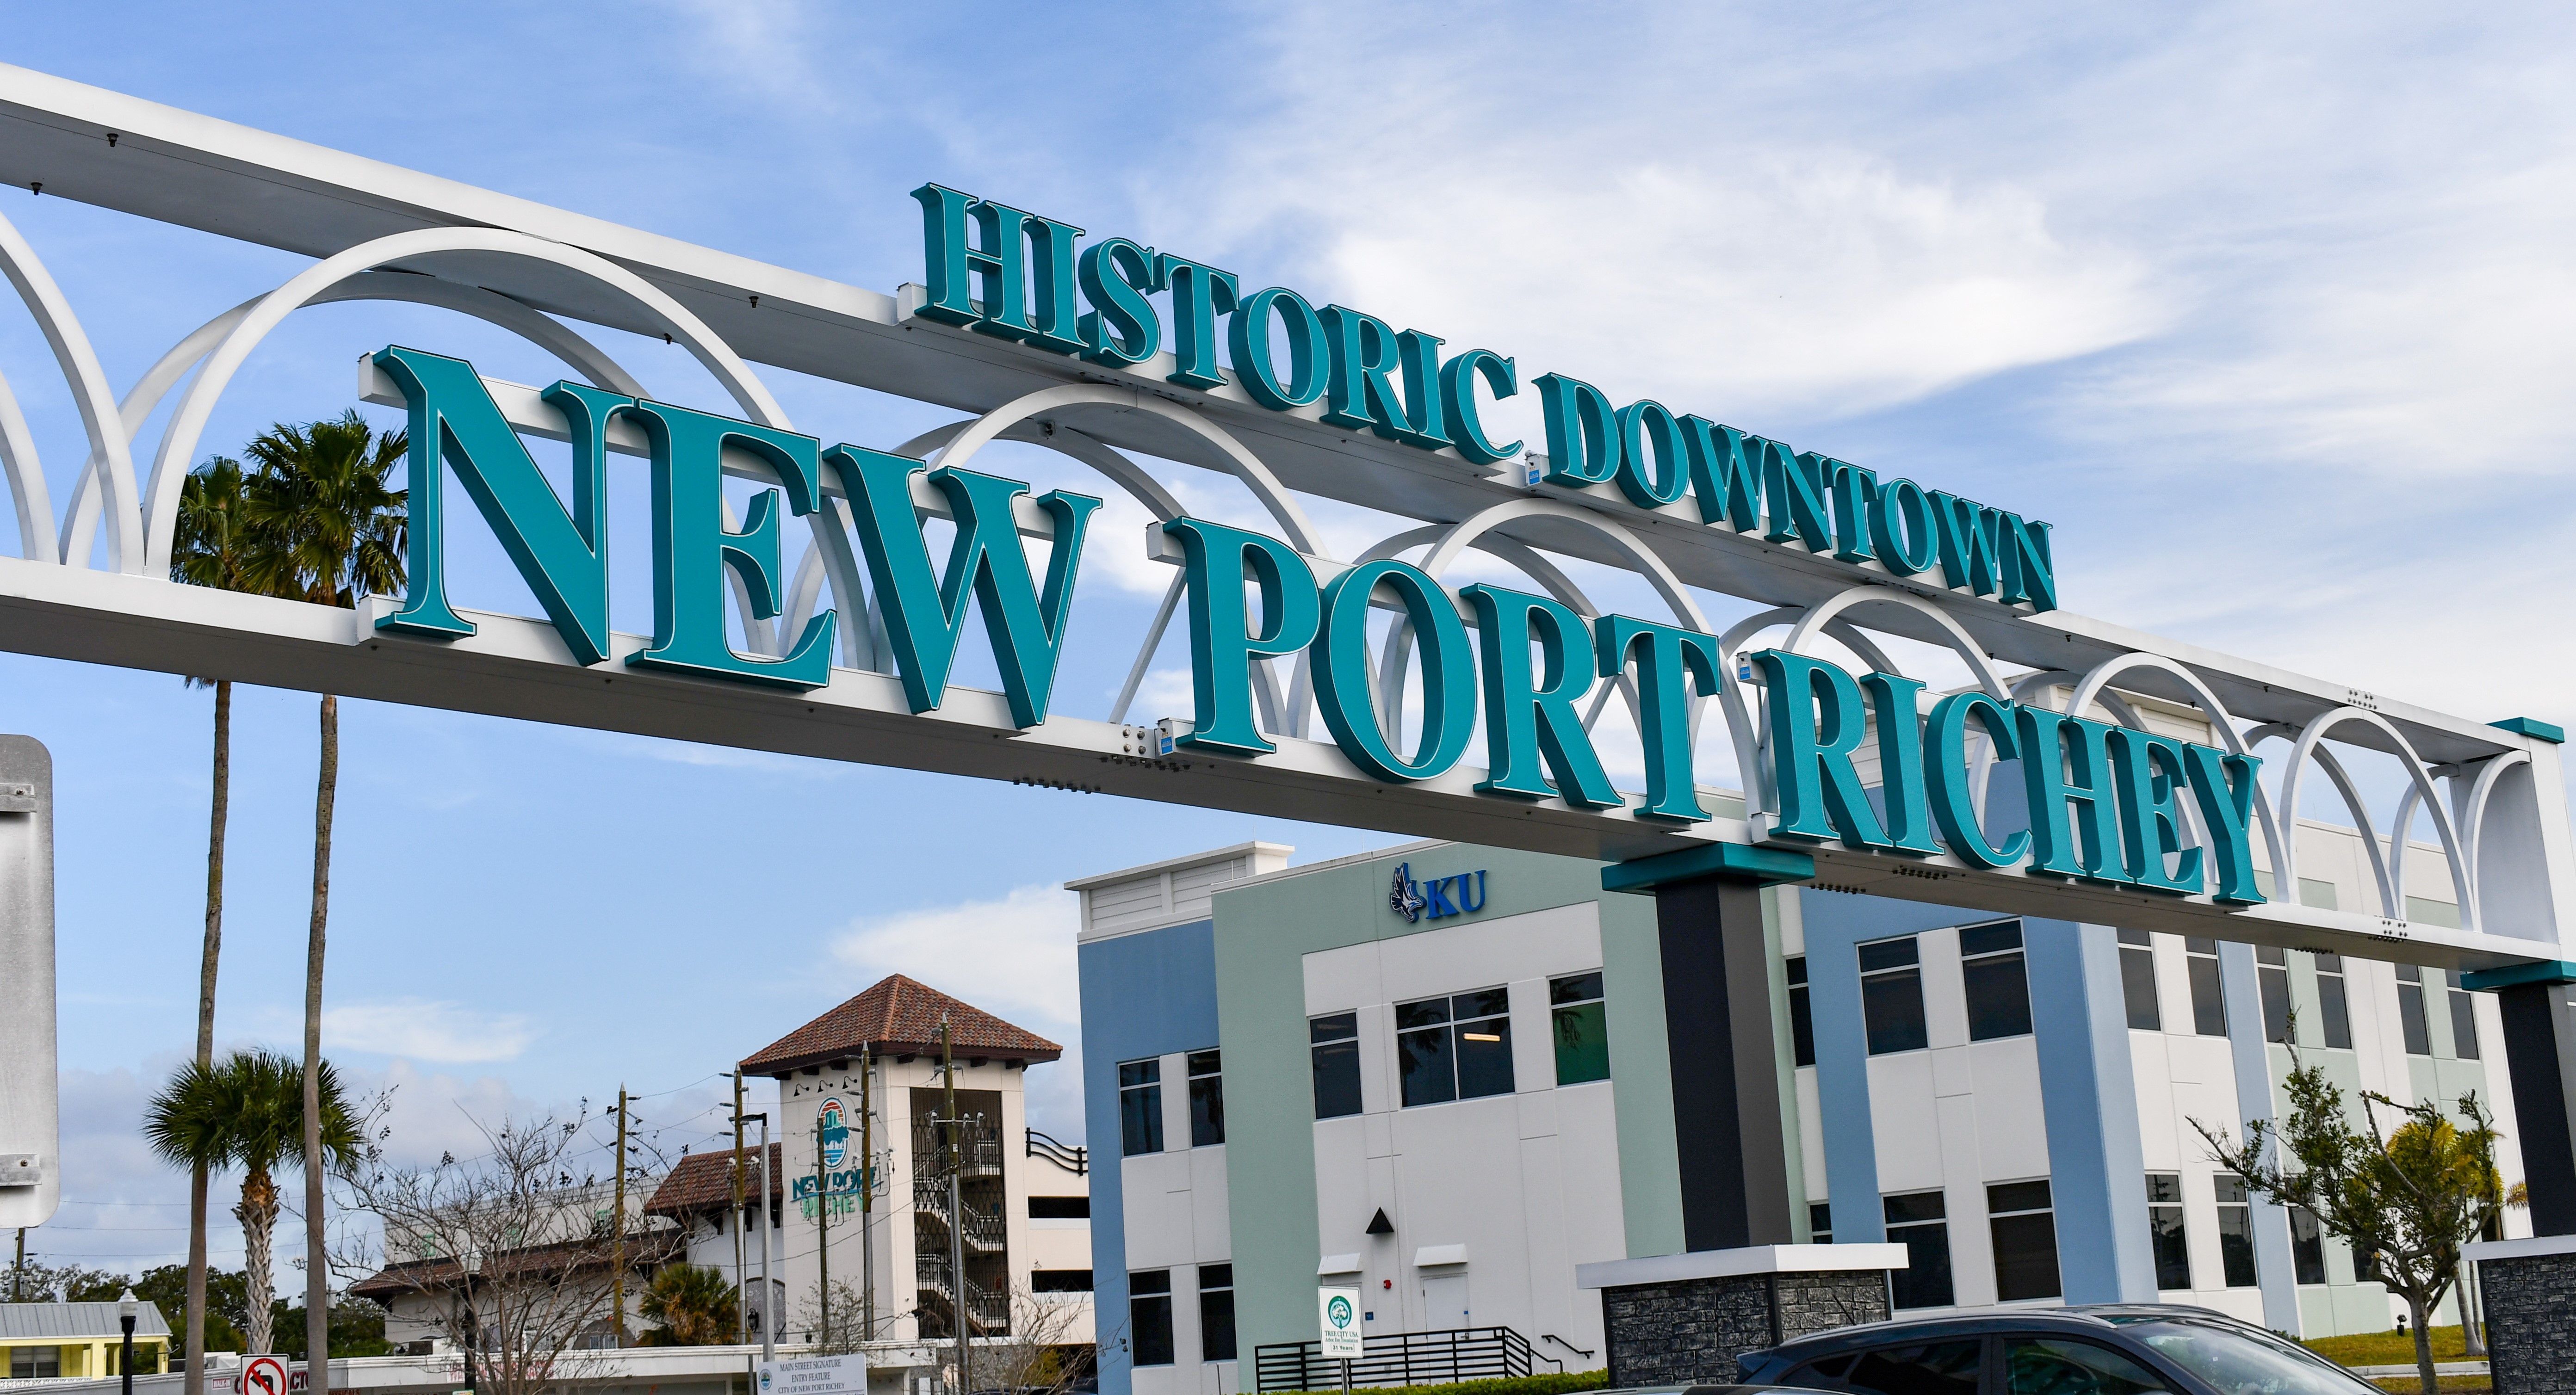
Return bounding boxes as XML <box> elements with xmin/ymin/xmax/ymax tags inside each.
<box><xmin>1072</xmin><ymin>820</ymin><xmax>2535</xmax><ymax>1395</ymax></box>
<box><xmin>724</xmin><ymin>975</ymin><xmax>1096</xmax><ymax>1354</ymax></box>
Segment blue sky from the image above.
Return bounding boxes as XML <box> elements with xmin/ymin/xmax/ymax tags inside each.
<box><xmin>6</xmin><ymin>2</ymin><xmax>2573</xmax><ymax>1274</ymax></box>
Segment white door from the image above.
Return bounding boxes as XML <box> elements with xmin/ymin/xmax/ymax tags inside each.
<box><xmin>1421</xmin><ymin>1273</ymin><xmax>1469</xmax><ymax>1330</ymax></box>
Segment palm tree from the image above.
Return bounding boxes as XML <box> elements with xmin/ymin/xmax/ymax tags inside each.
<box><xmin>637</xmin><ymin>1265</ymin><xmax>740</xmax><ymax>1346</ymax></box>
<box><xmin>143</xmin><ymin>1052</ymin><xmax>361</xmax><ymax>1356</ymax></box>
<box><xmin>235</xmin><ymin>409</ymin><xmax>406</xmax><ymax>1383</ymax></box>
<box><xmin>168</xmin><ymin>453</ymin><xmax>269</xmax><ymax>1395</ymax></box>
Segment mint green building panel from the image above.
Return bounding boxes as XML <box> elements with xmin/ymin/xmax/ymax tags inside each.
<box><xmin>1207</xmin><ymin>846</ymin><xmax>1684</xmax><ymax>1356</ymax></box>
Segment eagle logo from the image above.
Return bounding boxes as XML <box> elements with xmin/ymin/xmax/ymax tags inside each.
<box><xmin>1389</xmin><ymin>863</ymin><xmax>1425</xmax><ymax>923</ymax></box>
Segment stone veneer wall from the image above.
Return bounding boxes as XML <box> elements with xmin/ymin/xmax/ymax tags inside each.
<box><xmin>2484</xmin><ymin>1251</ymin><xmax>2576</xmax><ymax>1395</ymax></box>
<box><xmin>1601</xmin><ymin>1270</ymin><xmax>1890</xmax><ymax>1387</ymax></box>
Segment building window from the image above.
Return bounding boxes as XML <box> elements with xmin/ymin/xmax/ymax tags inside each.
<box><xmin>2290</xmin><ymin>1206</ymin><xmax>2327</xmax><ymax>1285</ymax></box>
<box><xmin>2256</xmin><ymin>947</ymin><xmax>2292</xmax><ymax>1044</ymax></box>
<box><xmin>1810</xmin><ymin>1201</ymin><xmax>1832</xmax><ymax>1244</ymax></box>
<box><xmin>1551</xmin><ymin>971</ymin><xmax>1611</xmax><ymax>1084</ymax></box>
<box><xmin>2185</xmin><ymin>938</ymin><xmax>2228</xmax><ymax>1036</ymax></box>
<box><xmin>2314</xmin><ymin>954</ymin><xmax>2354</xmax><ymax>1049</ymax></box>
<box><xmin>1860</xmin><ymin>937</ymin><xmax>1929</xmax><ymax>1056</ymax></box>
<box><xmin>1118</xmin><ymin>1058</ymin><xmax>1163</xmax><ymax>1156</ymax></box>
<box><xmin>11</xmin><ymin>1349</ymin><xmax>61</xmax><ymax>1380</ymax></box>
<box><xmin>1129</xmin><ymin>1269</ymin><xmax>1174</xmax><ymax>1365</ymax></box>
<box><xmin>1031</xmin><ymin>1195</ymin><xmax>1090</xmax><ymax>1219</ymax></box>
<box><xmin>2117</xmin><ymin>930</ymin><xmax>2160</xmax><ymax>1031</ymax></box>
<box><xmin>1033</xmin><ymin>1268</ymin><xmax>1095</xmax><ymax>1292</ymax></box>
<box><xmin>2396</xmin><ymin>966</ymin><xmax>2433</xmax><ymax>1056</ymax></box>
<box><xmin>1787</xmin><ymin>956</ymin><xmax>1817</xmax><ymax>1067</ymax></box>
<box><xmin>1188</xmin><ymin>1049</ymin><xmax>1225</xmax><ymax>1147</ymax></box>
<box><xmin>1311</xmin><ymin>1013</ymin><xmax>1362</xmax><ymax>1119</ymax></box>
<box><xmin>1961</xmin><ymin>922</ymin><xmax>2033</xmax><ymax>1041</ymax></box>
<box><xmin>1396</xmin><ymin>988</ymin><xmax>1514</xmax><ymax>1106</ymax></box>
<box><xmin>1988</xmin><ymin>1180</ymin><xmax>2061</xmax><ymax>1301</ymax></box>
<box><xmin>2145</xmin><ymin>1173</ymin><xmax>2191</xmax><ymax>1290</ymax></box>
<box><xmin>2450</xmin><ymin>988</ymin><xmax>2481</xmax><ymax>1059</ymax></box>
<box><xmin>2214</xmin><ymin>1173</ymin><xmax>2259</xmax><ymax>1287</ymax></box>
<box><xmin>1199</xmin><ymin>1263</ymin><xmax>1237</xmax><ymax>1361</ymax></box>
<box><xmin>1884</xmin><ymin>1191</ymin><xmax>1955</xmax><ymax>1309</ymax></box>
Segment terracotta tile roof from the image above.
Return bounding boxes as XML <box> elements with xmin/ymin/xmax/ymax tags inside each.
<box><xmin>647</xmin><ymin>1143</ymin><xmax>783</xmax><ymax>1218</ymax></box>
<box><xmin>347</xmin><ymin>1229</ymin><xmax>684</xmax><ymax>1301</ymax></box>
<box><xmin>739</xmin><ymin>974</ymin><xmax>1061</xmax><ymax>1076</ymax></box>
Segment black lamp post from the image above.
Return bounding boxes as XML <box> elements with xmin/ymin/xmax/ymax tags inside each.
<box><xmin>117</xmin><ymin>1288</ymin><xmax>137</xmax><ymax>1395</ymax></box>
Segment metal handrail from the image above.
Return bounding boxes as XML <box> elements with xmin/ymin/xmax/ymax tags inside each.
<box><xmin>912</xmin><ymin>1120</ymin><xmax>1006</xmax><ymax>1174</ymax></box>
<box><xmin>1253</xmin><ymin>1326</ymin><xmax>1536</xmax><ymax>1393</ymax></box>
<box><xmin>913</xmin><ymin>1253</ymin><xmax>1010</xmax><ymax>1332</ymax></box>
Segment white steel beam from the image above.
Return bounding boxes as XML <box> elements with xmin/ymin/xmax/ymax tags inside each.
<box><xmin>0</xmin><ymin>556</ymin><xmax>2545</xmax><ymax>972</ymax></box>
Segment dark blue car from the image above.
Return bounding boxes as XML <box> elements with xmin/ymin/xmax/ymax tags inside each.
<box><xmin>1735</xmin><ymin>1305</ymin><xmax>2379</xmax><ymax>1395</ymax></box>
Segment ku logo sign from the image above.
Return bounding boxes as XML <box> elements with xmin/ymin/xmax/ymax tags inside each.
<box><xmin>1389</xmin><ymin>863</ymin><xmax>1488</xmax><ymax>924</ymax></box>
<box><xmin>817</xmin><ymin>1098</ymin><xmax>850</xmax><ymax>1169</ymax></box>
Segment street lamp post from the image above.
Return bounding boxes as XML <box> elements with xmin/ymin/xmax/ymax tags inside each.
<box><xmin>118</xmin><ymin>1289</ymin><xmax>137</xmax><ymax>1395</ymax></box>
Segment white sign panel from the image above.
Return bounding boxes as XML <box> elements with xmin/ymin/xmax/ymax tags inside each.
<box><xmin>232</xmin><ymin>1356</ymin><xmax>288</xmax><ymax>1395</ymax></box>
<box><xmin>760</xmin><ymin>1354</ymin><xmax>864</xmax><ymax>1395</ymax></box>
<box><xmin>1318</xmin><ymin>1286</ymin><xmax>1362</xmax><ymax>1359</ymax></box>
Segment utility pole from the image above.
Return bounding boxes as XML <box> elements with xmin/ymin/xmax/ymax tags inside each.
<box><xmin>731</xmin><ymin>1074</ymin><xmax>748</xmax><ymax>1346</ymax></box>
<box><xmin>611</xmin><ymin>1087</ymin><xmax>629</xmax><ymax>1348</ymax></box>
<box><xmin>943</xmin><ymin>1019</ymin><xmax>967</xmax><ymax>1395</ymax></box>
<box><xmin>743</xmin><ymin>1111</ymin><xmax>773</xmax><ymax>1366</ymax></box>
<box><xmin>12</xmin><ymin>1227</ymin><xmax>22</xmax><ymax>1301</ymax></box>
<box><xmin>813</xmin><ymin>1109</ymin><xmax>830</xmax><ymax>1346</ymax></box>
<box><xmin>858</xmin><ymin>1043</ymin><xmax>875</xmax><ymax>1344</ymax></box>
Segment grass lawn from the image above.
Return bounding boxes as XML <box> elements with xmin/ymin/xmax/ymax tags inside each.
<box><xmin>2303</xmin><ymin>1326</ymin><xmax>2468</xmax><ymax>1366</ymax></box>
<box><xmin>2369</xmin><ymin>1378</ymin><xmax>2490</xmax><ymax>1393</ymax></box>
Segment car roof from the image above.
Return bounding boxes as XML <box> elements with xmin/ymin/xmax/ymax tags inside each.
<box><xmin>1754</xmin><ymin>1303</ymin><xmax>2253</xmax><ymax>1361</ymax></box>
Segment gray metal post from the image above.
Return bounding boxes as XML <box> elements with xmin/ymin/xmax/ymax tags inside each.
<box><xmin>758</xmin><ymin>1116</ymin><xmax>774</xmax><ymax>1365</ymax></box>
<box><xmin>0</xmin><ymin>737</ymin><xmax>56</xmax><ymax>1232</ymax></box>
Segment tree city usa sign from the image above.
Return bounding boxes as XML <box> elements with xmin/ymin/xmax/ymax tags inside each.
<box><xmin>0</xmin><ymin>66</ymin><xmax>2570</xmax><ymax>1242</ymax></box>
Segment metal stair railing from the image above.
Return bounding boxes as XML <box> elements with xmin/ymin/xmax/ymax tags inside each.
<box><xmin>1252</xmin><ymin>1327</ymin><xmax>1536</xmax><ymax>1392</ymax></box>
<box><xmin>911</xmin><ymin>1177</ymin><xmax>1007</xmax><ymax>1251</ymax></box>
<box><xmin>913</xmin><ymin>1253</ymin><xmax>1011</xmax><ymax>1333</ymax></box>
<box><xmin>912</xmin><ymin>1119</ymin><xmax>1004</xmax><ymax>1174</ymax></box>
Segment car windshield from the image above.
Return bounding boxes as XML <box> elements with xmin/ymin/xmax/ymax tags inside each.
<box><xmin>2111</xmin><ymin>1319</ymin><xmax>2378</xmax><ymax>1395</ymax></box>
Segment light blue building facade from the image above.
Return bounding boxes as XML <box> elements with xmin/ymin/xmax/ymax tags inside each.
<box><xmin>1073</xmin><ymin>820</ymin><xmax>2531</xmax><ymax>1395</ymax></box>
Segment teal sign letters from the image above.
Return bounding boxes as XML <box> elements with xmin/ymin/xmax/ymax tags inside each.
<box><xmin>912</xmin><ymin>183</ymin><xmax>2058</xmax><ymax>612</ymax></box>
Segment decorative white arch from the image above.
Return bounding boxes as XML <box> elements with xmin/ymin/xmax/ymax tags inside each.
<box><xmin>0</xmin><ymin>207</ymin><xmax>135</xmax><ymax>568</ymax></box>
<box><xmin>139</xmin><ymin>226</ymin><xmax>791</xmax><ymax>576</ymax></box>
<box><xmin>1347</xmin><ymin>521</ymin><xmax>1648</xmax><ymax>744</ymax></box>
<box><xmin>1362</xmin><ymin>498</ymin><xmax>1711</xmax><ymax>771</ymax></box>
<box><xmin>2449</xmin><ymin>750</ymin><xmax>2534</xmax><ymax>931</ymax></box>
<box><xmin>60</xmin><ymin>273</ymin><xmax>647</xmax><ymax>568</ymax></box>
<box><xmin>2275</xmin><ymin>706</ymin><xmax>2477</xmax><ymax>927</ymax></box>
<box><xmin>923</xmin><ymin>383</ymin><xmax>1325</xmax><ymax>555</ymax></box>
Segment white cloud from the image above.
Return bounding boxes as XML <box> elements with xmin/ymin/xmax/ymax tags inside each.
<box><xmin>827</xmin><ymin>886</ymin><xmax>1088</xmax><ymax>1139</ymax></box>
<box><xmin>828</xmin><ymin>885</ymin><xmax>1079</xmax><ymax>1037</ymax></box>
<box><xmin>319</xmin><ymin>999</ymin><xmax>540</xmax><ymax>1064</ymax></box>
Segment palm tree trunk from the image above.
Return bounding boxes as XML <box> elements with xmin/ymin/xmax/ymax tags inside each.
<box><xmin>302</xmin><ymin>694</ymin><xmax>336</xmax><ymax>1392</ymax></box>
<box><xmin>238</xmin><ymin>1169</ymin><xmax>276</xmax><ymax>1355</ymax></box>
<box><xmin>188</xmin><ymin>679</ymin><xmax>230</xmax><ymax>1395</ymax></box>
